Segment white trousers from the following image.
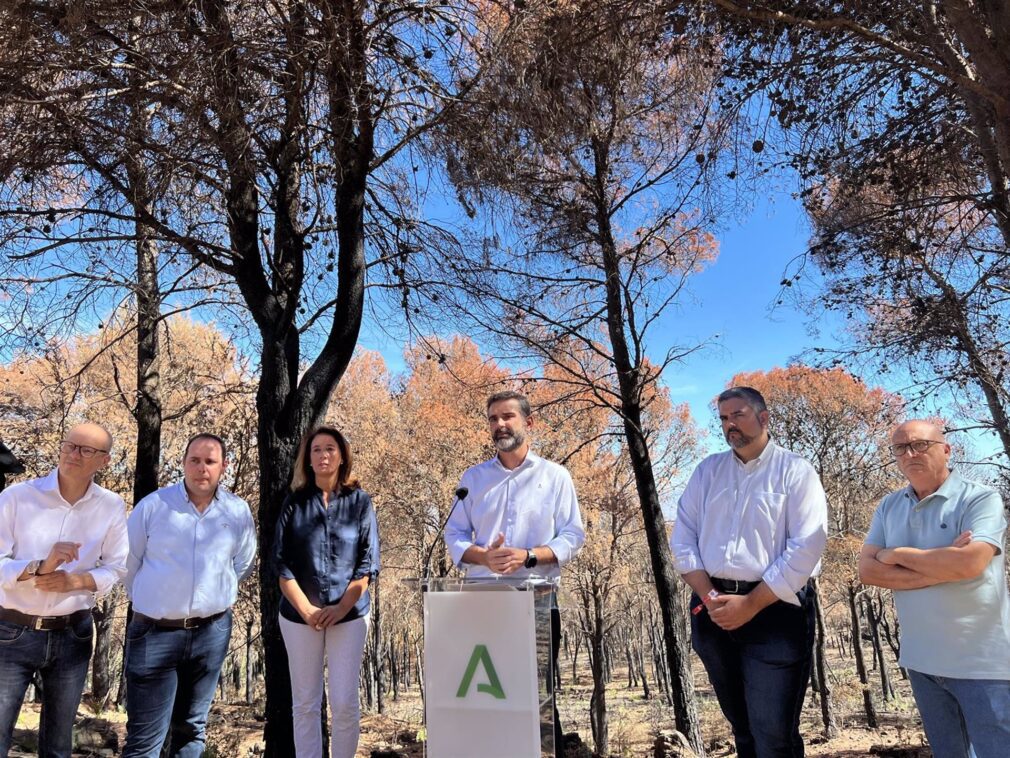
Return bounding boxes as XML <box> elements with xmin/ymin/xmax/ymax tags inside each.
<box><xmin>279</xmin><ymin>614</ymin><xmax>369</xmax><ymax>758</ymax></box>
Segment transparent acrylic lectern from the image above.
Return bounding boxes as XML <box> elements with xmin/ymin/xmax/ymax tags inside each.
<box><xmin>402</xmin><ymin>576</ymin><xmax>559</xmax><ymax>758</ymax></box>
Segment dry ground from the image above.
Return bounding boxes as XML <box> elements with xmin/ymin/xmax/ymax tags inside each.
<box><xmin>12</xmin><ymin>649</ymin><xmax>931</xmax><ymax>756</ymax></box>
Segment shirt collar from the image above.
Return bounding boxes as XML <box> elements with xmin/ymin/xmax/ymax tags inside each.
<box><xmin>38</xmin><ymin>468</ymin><xmax>99</xmax><ymax>506</ymax></box>
<box><xmin>38</xmin><ymin>468</ymin><xmax>61</xmax><ymax>493</ymax></box>
<box><xmin>732</xmin><ymin>439</ymin><xmax>776</xmax><ymax>472</ymax></box>
<box><xmin>180</xmin><ymin>480</ymin><xmax>222</xmax><ymax>509</ymax></box>
<box><xmin>906</xmin><ymin>469</ymin><xmax>958</xmax><ymax>507</ymax></box>
<box><xmin>493</xmin><ymin>449</ymin><xmax>540</xmax><ymax>472</ymax></box>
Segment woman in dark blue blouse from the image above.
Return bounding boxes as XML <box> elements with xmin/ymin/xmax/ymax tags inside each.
<box><xmin>273</xmin><ymin>426</ymin><xmax>380</xmax><ymax>758</ymax></box>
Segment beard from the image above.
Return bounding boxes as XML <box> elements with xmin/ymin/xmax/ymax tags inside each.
<box><xmin>724</xmin><ymin>429</ymin><xmax>754</xmax><ymax>449</ymax></box>
<box><xmin>494</xmin><ymin>429</ymin><xmax>526</xmax><ymax>452</ymax></box>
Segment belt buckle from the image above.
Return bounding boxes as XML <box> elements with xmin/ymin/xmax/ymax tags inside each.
<box><xmin>725</xmin><ymin>579</ymin><xmax>742</xmax><ymax>593</ymax></box>
<box><xmin>32</xmin><ymin>616</ymin><xmax>45</xmax><ymax>631</ymax></box>
<box><xmin>182</xmin><ymin>617</ymin><xmax>198</xmax><ymax>630</ymax></box>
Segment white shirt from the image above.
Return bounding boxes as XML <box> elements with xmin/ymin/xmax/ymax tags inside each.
<box><xmin>445</xmin><ymin>451</ymin><xmax>585</xmax><ymax>581</ymax></box>
<box><xmin>0</xmin><ymin>469</ymin><xmax>128</xmax><ymax>615</ymax></box>
<box><xmin>672</xmin><ymin>441</ymin><xmax>828</xmax><ymax>605</ymax></box>
<box><xmin>126</xmin><ymin>481</ymin><xmax>256</xmax><ymax>619</ymax></box>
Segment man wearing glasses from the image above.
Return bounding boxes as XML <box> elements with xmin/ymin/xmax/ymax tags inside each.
<box><xmin>860</xmin><ymin>420</ymin><xmax>1010</xmax><ymax>758</ymax></box>
<box><xmin>0</xmin><ymin>423</ymin><xmax>129</xmax><ymax>757</ymax></box>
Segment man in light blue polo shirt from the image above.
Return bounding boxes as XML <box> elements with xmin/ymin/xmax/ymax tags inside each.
<box><xmin>859</xmin><ymin>420</ymin><xmax>1010</xmax><ymax>758</ymax></box>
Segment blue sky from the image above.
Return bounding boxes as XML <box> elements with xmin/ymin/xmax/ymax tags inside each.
<box><xmin>359</xmin><ymin>185</ymin><xmax>845</xmax><ymax>452</ymax></box>
<box><xmin>656</xmin><ymin>189</ymin><xmax>830</xmax><ymax>443</ymax></box>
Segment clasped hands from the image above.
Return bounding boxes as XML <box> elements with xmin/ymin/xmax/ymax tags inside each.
<box><xmin>31</xmin><ymin>541</ymin><xmax>90</xmax><ymax>593</ymax></box>
<box><xmin>705</xmin><ymin>593</ymin><xmax>760</xmax><ymax>632</ymax></box>
<box><xmin>482</xmin><ymin>532</ymin><xmax>527</xmax><ymax>575</ymax></box>
<box><xmin>875</xmin><ymin>530</ymin><xmax>972</xmax><ymax>566</ymax></box>
<box><xmin>300</xmin><ymin>604</ymin><xmax>348</xmax><ymax>631</ymax></box>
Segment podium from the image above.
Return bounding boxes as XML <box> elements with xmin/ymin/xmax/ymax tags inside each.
<box><xmin>403</xmin><ymin>576</ymin><xmax>559</xmax><ymax>758</ymax></box>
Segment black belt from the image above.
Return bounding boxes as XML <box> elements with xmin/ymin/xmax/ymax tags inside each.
<box><xmin>134</xmin><ymin>610</ymin><xmax>225</xmax><ymax>630</ymax></box>
<box><xmin>711</xmin><ymin>577</ymin><xmax>761</xmax><ymax>595</ymax></box>
<box><xmin>0</xmin><ymin>607</ymin><xmax>91</xmax><ymax>631</ymax></box>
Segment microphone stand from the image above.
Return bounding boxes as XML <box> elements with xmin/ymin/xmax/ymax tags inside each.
<box><xmin>422</xmin><ymin>486</ymin><xmax>468</xmax><ymax>584</ymax></box>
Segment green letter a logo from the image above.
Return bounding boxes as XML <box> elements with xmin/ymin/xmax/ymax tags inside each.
<box><xmin>455</xmin><ymin>644</ymin><xmax>506</xmax><ymax>699</ymax></box>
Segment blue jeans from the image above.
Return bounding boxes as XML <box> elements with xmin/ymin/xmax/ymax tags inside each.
<box><xmin>908</xmin><ymin>669</ymin><xmax>1010</xmax><ymax>758</ymax></box>
<box><xmin>690</xmin><ymin>583</ymin><xmax>815</xmax><ymax>758</ymax></box>
<box><xmin>0</xmin><ymin>613</ymin><xmax>94</xmax><ymax>758</ymax></box>
<box><xmin>122</xmin><ymin>610</ymin><xmax>232</xmax><ymax>758</ymax></box>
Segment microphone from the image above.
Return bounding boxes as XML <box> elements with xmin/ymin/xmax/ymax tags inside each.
<box><xmin>422</xmin><ymin>487</ymin><xmax>469</xmax><ymax>581</ymax></box>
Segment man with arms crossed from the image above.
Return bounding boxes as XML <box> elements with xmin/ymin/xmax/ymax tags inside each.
<box><xmin>672</xmin><ymin>387</ymin><xmax>828</xmax><ymax>758</ymax></box>
<box><xmin>0</xmin><ymin>423</ymin><xmax>128</xmax><ymax>757</ymax></box>
<box><xmin>860</xmin><ymin>420</ymin><xmax>1010</xmax><ymax>758</ymax></box>
<box><xmin>445</xmin><ymin>391</ymin><xmax>585</xmax><ymax>751</ymax></box>
<box><xmin>122</xmin><ymin>433</ymin><xmax>256</xmax><ymax>757</ymax></box>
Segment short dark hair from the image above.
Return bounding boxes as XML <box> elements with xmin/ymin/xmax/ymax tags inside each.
<box><xmin>717</xmin><ymin>386</ymin><xmax>768</xmax><ymax>415</ymax></box>
<box><xmin>184</xmin><ymin>433</ymin><xmax>227</xmax><ymax>461</ymax></box>
<box><xmin>486</xmin><ymin>391</ymin><xmax>532</xmax><ymax>418</ymax></box>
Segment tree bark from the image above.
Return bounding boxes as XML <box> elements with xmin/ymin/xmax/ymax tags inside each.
<box><xmin>90</xmin><ymin>592</ymin><xmax>117</xmax><ymax>707</ymax></box>
<box><xmin>592</xmin><ymin>142</ymin><xmax>703</xmax><ymax>754</ymax></box>
<box><xmin>812</xmin><ymin>579</ymin><xmax>837</xmax><ymax>737</ymax></box>
<box><xmin>865</xmin><ymin>594</ymin><xmax>894</xmax><ymax>701</ymax></box>
<box><xmin>588</xmin><ymin>585</ymin><xmax>609</xmax><ymax>756</ymax></box>
<box><xmin>848</xmin><ymin>583</ymin><xmax>878</xmax><ymax>728</ymax></box>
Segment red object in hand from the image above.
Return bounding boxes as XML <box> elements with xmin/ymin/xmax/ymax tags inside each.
<box><xmin>691</xmin><ymin>589</ymin><xmax>721</xmax><ymax>615</ymax></box>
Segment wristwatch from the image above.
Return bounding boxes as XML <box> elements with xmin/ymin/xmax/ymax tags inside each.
<box><xmin>26</xmin><ymin>560</ymin><xmax>41</xmax><ymax>576</ymax></box>
<box><xmin>523</xmin><ymin>549</ymin><xmax>538</xmax><ymax>569</ymax></box>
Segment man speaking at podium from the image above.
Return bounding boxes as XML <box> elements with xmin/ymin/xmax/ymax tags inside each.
<box><xmin>445</xmin><ymin>390</ymin><xmax>585</xmax><ymax>750</ymax></box>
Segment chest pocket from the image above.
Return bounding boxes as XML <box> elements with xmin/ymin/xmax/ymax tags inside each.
<box><xmin>749</xmin><ymin>492</ymin><xmax>787</xmax><ymax>520</ymax></box>
<box><xmin>203</xmin><ymin>519</ymin><xmax>238</xmax><ymax>559</ymax></box>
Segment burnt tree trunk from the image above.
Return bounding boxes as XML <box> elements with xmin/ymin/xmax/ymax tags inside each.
<box><xmin>90</xmin><ymin>591</ymin><xmax>117</xmax><ymax>707</ymax></box>
<box><xmin>245</xmin><ymin>617</ymin><xmax>255</xmax><ymax>704</ymax></box>
<box><xmin>193</xmin><ymin>1</ymin><xmax>372</xmax><ymax>753</ymax></box>
<box><xmin>588</xmin><ymin>584</ymin><xmax>608</xmax><ymax>756</ymax></box>
<box><xmin>865</xmin><ymin>593</ymin><xmax>894</xmax><ymax>701</ymax></box>
<box><xmin>848</xmin><ymin>583</ymin><xmax>878</xmax><ymax>728</ymax></box>
<box><xmin>592</xmin><ymin>142</ymin><xmax>703</xmax><ymax>754</ymax></box>
<box><xmin>371</xmin><ymin>578</ymin><xmax>383</xmax><ymax>714</ymax></box>
<box><xmin>812</xmin><ymin>579</ymin><xmax>837</xmax><ymax>737</ymax></box>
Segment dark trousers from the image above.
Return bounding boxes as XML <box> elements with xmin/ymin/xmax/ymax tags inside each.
<box><xmin>690</xmin><ymin>583</ymin><xmax>815</xmax><ymax>758</ymax></box>
<box><xmin>122</xmin><ymin>610</ymin><xmax>232</xmax><ymax>758</ymax></box>
<box><xmin>0</xmin><ymin>614</ymin><xmax>94</xmax><ymax>758</ymax></box>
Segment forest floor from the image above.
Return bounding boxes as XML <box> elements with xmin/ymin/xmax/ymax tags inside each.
<box><xmin>11</xmin><ymin>647</ymin><xmax>931</xmax><ymax>757</ymax></box>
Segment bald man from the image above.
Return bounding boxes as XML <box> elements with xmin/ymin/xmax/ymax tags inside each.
<box><xmin>860</xmin><ymin>420</ymin><xmax>1010</xmax><ymax>758</ymax></box>
<box><xmin>0</xmin><ymin>423</ymin><xmax>129</xmax><ymax>758</ymax></box>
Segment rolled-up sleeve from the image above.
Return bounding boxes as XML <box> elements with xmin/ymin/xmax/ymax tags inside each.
<box><xmin>353</xmin><ymin>494</ymin><xmax>381</xmax><ymax>579</ymax></box>
<box><xmin>272</xmin><ymin>499</ymin><xmax>295</xmax><ymax>581</ymax></box>
<box><xmin>761</xmin><ymin>462</ymin><xmax>828</xmax><ymax>605</ymax></box>
<box><xmin>672</xmin><ymin>468</ymin><xmax>706</xmax><ymax>575</ymax></box>
<box><xmin>0</xmin><ymin>491</ymin><xmax>30</xmax><ymax>589</ymax></box>
<box><xmin>546</xmin><ymin>470</ymin><xmax>584</xmax><ymax>566</ymax></box>
<box><xmin>445</xmin><ymin>475</ymin><xmax>475</xmax><ymax>569</ymax></box>
<box><xmin>88</xmin><ymin>500</ymin><xmax>128</xmax><ymax>596</ymax></box>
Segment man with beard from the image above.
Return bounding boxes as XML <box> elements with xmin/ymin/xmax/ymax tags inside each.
<box><xmin>444</xmin><ymin>390</ymin><xmax>585</xmax><ymax>750</ymax></box>
<box><xmin>671</xmin><ymin>387</ymin><xmax>828</xmax><ymax>758</ymax></box>
<box><xmin>859</xmin><ymin>420</ymin><xmax>1010</xmax><ymax>758</ymax></box>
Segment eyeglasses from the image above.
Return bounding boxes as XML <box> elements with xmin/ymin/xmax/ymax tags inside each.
<box><xmin>889</xmin><ymin>439</ymin><xmax>944</xmax><ymax>457</ymax></box>
<box><xmin>60</xmin><ymin>441</ymin><xmax>108</xmax><ymax>459</ymax></box>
